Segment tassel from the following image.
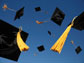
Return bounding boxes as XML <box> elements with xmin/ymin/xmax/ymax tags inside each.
<box><xmin>36</xmin><ymin>20</ymin><xmax>44</xmax><ymax>24</ymax></box>
<box><xmin>2</xmin><ymin>4</ymin><xmax>8</xmax><ymax>10</ymax></box>
<box><xmin>16</xmin><ymin>27</ymin><xmax>29</xmax><ymax>51</ymax></box>
<box><xmin>71</xmin><ymin>40</ymin><xmax>76</xmax><ymax>48</ymax></box>
<box><xmin>50</xmin><ymin>17</ymin><xmax>76</xmax><ymax>54</ymax></box>
<box><xmin>36</xmin><ymin>20</ymin><xmax>48</xmax><ymax>24</ymax></box>
<box><xmin>2</xmin><ymin>4</ymin><xmax>16</xmax><ymax>12</ymax></box>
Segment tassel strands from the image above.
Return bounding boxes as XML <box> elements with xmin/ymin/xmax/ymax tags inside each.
<box><xmin>50</xmin><ymin>16</ymin><xmax>76</xmax><ymax>54</ymax></box>
<box><xmin>16</xmin><ymin>27</ymin><xmax>29</xmax><ymax>51</ymax></box>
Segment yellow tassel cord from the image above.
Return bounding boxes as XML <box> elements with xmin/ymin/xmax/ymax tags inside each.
<box><xmin>50</xmin><ymin>17</ymin><xmax>76</xmax><ymax>54</ymax></box>
<box><xmin>16</xmin><ymin>29</ymin><xmax>29</xmax><ymax>51</ymax></box>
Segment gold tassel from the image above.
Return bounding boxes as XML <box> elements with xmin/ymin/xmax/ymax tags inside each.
<box><xmin>2</xmin><ymin>4</ymin><xmax>8</xmax><ymax>10</ymax></box>
<box><xmin>16</xmin><ymin>27</ymin><xmax>29</xmax><ymax>51</ymax></box>
<box><xmin>2</xmin><ymin>4</ymin><xmax>16</xmax><ymax>12</ymax></box>
<box><xmin>50</xmin><ymin>17</ymin><xmax>76</xmax><ymax>54</ymax></box>
<box><xmin>36</xmin><ymin>20</ymin><xmax>48</xmax><ymax>24</ymax></box>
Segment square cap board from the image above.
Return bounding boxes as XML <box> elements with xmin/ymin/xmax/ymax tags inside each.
<box><xmin>0</xmin><ymin>19</ymin><xmax>28</xmax><ymax>61</ymax></box>
<box><xmin>51</xmin><ymin>7</ymin><xmax>65</xmax><ymax>26</ymax></box>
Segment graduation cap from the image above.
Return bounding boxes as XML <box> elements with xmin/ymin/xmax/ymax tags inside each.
<box><xmin>0</xmin><ymin>19</ymin><xmax>28</xmax><ymax>61</ymax></box>
<box><xmin>48</xmin><ymin>31</ymin><xmax>51</xmax><ymax>35</ymax></box>
<box><xmin>34</xmin><ymin>6</ymin><xmax>48</xmax><ymax>14</ymax></box>
<box><xmin>37</xmin><ymin>45</ymin><xmax>45</xmax><ymax>52</ymax></box>
<box><xmin>75</xmin><ymin>46</ymin><xmax>82</xmax><ymax>54</ymax></box>
<box><xmin>48</xmin><ymin>31</ymin><xmax>55</xmax><ymax>38</ymax></box>
<box><xmin>51</xmin><ymin>7</ymin><xmax>65</xmax><ymax>26</ymax></box>
<box><xmin>50</xmin><ymin>16</ymin><xmax>82</xmax><ymax>54</ymax></box>
<box><xmin>14</xmin><ymin>7</ymin><xmax>24</xmax><ymax>20</ymax></box>
<box><xmin>68</xmin><ymin>12</ymin><xmax>84</xmax><ymax>31</ymax></box>
<box><xmin>71</xmin><ymin>40</ymin><xmax>82</xmax><ymax>54</ymax></box>
<box><xmin>35</xmin><ymin>7</ymin><xmax>41</xmax><ymax>12</ymax></box>
<box><xmin>2</xmin><ymin>4</ymin><xmax>24</xmax><ymax>21</ymax></box>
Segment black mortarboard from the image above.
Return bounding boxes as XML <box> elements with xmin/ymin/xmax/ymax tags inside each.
<box><xmin>51</xmin><ymin>7</ymin><xmax>65</xmax><ymax>26</ymax></box>
<box><xmin>35</xmin><ymin>7</ymin><xmax>41</xmax><ymax>12</ymax></box>
<box><xmin>68</xmin><ymin>12</ymin><xmax>84</xmax><ymax>31</ymax></box>
<box><xmin>0</xmin><ymin>19</ymin><xmax>28</xmax><ymax>61</ymax></box>
<box><xmin>75</xmin><ymin>46</ymin><xmax>82</xmax><ymax>54</ymax></box>
<box><xmin>14</xmin><ymin>7</ymin><xmax>24</xmax><ymax>20</ymax></box>
<box><xmin>37</xmin><ymin>45</ymin><xmax>45</xmax><ymax>52</ymax></box>
<box><xmin>48</xmin><ymin>31</ymin><xmax>51</xmax><ymax>35</ymax></box>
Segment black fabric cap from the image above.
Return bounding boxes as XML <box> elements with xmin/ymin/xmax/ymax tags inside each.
<box><xmin>0</xmin><ymin>19</ymin><xmax>28</xmax><ymax>61</ymax></box>
<box><xmin>48</xmin><ymin>31</ymin><xmax>51</xmax><ymax>35</ymax></box>
<box><xmin>35</xmin><ymin>7</ymin><xmax>41</xmax><ymax>12</ymax></box>
<box><xmin>75</xmin><ymin>46</ymin><xmax>82</xmax><ymax>54</ymax></box>
<box><xmin>51</xmin><ymin>7</ymin><xmax>65</xmax><ymax>26</ymax></box>
<box><xmin>14</xmin><ymin>7</ymin><xmax>24</xmax><ymax>20</ymax></box>
<box><xmin>37</xmin><ymin>45</ymin><xmax>45</xmax><ymax>52</ymax></box>
<box><xmin>68</xmin><ymin>12</ymin><xmax>84</xmax><ymax>31</ymax></box>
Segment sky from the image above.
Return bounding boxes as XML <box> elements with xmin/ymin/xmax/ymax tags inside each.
<box><xmin>0</xmin><ymin>0</ymin><xmax>84</xmax><ymax>63</ymax></box>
